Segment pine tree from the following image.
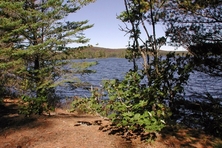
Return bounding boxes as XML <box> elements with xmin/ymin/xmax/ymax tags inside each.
<box><xmin>0</xmin><ymin>1</ymin><xmax>27</xmax><ymax>96</ymax></box>
<box><xmin>0</xmin><ymin>0</ymin><xmax>94</xmax><ymax>113</ymax></box>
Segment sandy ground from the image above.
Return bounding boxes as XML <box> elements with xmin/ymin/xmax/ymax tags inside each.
<box><xmin>0</xmin><ymin>109</ymin><xmax>153</xmax><ymax>148</ymax></box>
<box><xmin>0</xmin><ymin>100</ymin><xmax>220</xmax><ymax>148</ymax></box>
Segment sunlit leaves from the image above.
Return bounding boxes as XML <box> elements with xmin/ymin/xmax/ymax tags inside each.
<box><xmin>101</xmin><ymin>71</ymin><xmax>171</xmax><ymax>133</ymax></box>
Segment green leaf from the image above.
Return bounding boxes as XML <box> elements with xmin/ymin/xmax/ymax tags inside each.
<box><xmin>123</xmin><ymin>112</ymin><xmax>134</xmax><ymax>117</ymax></box>
<box><xmin>133</xmin><ymin>113</ymin><xmax>141</xmax><ymax>120</ymax></box>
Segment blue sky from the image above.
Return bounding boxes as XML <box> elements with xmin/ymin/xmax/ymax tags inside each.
<box><xmin>67</xmin><ymin>0</ymin><xmax>182</xmax><ymax>50</ymax></box>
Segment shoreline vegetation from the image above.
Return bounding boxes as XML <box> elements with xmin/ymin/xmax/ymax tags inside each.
<box><xmin>65</xmin><ymin>46</ymin><xmax>189</xmax><ymax>59</ymax></box>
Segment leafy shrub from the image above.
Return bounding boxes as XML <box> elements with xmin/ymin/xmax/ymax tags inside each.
<box><xmin>149</xmin><ymin>53</ymin><xmax>192</xmax><ymax>112</ymax></box>
<box><xmin>70</xmin><ymin>87</ymin><xmax>103</xmax><ymax>115</ymax></box>
<box><xmin>101</xmin><ymin>71</ymin><xmax>171</xmax><ymax>133</ymax></box>
<box><xmin>19</xmin><ymin>96</ymin><xmax>49</xmax><ymax>116</ymax></box>
<box><xmin>70</xmin><ymin>97</ymin><xmax>96</xmax><ymax>114</ymax></box>
<box><xmin>70</xmin><ymin>72</ymin><xmax>170</xmax><ymax>133</ymax></box>
<box><xmin>71</xmin><ymin>52</ymin><xmax>192</xmax><ymax>138</ymax></box>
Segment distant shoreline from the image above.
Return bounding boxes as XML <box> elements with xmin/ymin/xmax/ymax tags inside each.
<box><xmin>65</xmin><ymin>46</ymin><xmax>189</xmax><ymax>59</ymax></box>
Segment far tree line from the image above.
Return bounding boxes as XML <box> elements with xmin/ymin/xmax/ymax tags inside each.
<box><xmin>60</xmin><ymin>46</ymin><xmax>188</xmax><ymax>59</ymax></box>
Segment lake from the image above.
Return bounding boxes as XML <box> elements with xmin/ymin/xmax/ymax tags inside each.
<box><xmin>55</xmin><ymin>58</ymin><xmax>222</xmax><ymax>101</ymax></box>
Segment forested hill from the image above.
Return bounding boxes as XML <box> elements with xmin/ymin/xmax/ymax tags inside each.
<box><xmin>67</xmin><ymin>46</ymin><xmax>188</xmax><ymax>59</ymax></box>
<box><xmin>68</xmin><ymin>46</ymin><xmax>126</xmax><ymax>59</ymax></box>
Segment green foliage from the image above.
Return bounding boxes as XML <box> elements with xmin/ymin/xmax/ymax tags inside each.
<box><xmin>109</xmin><ymin>0</ymin><xmax>193</xmax><ymax>136</ymax></box>
<box><xmin>0</xmin><ymin>0</ymin><xmax>94</xmax><ymax>113</ymax></box>
<box><xmin>19</xmin><ymin>96</ymin><xmax>49</xmax><ymax>116</ymax></box>
<box><xmin>100</xmin><ymin>51</ymin><xmax>192</xmax><ymax>132</ymax></box>
<box><xmin>72</xmin><ymin>61</ymin><xmax>98</xmax><ymax>68</ymax></box>
<box><xmin>74</xmin><ymin>99</ymin><xmax>101</xmax><ymax>114</ymax></box>
<box><xmin>70</xmin><ymin>97</ymin><xmax>94</xmax><ymax>114</ymax></box>
<box><xmin>163</xmin><ymin>0</ymin><xmax>222</xmax><ymax>137</ymax></box>
<box><xmin>113</xmin><ymin>0</ymin><xmax>222</xmax><ymax>139</ymax></box>
<box><xmin>147</xmin><ymin>52</ymin><xmax>192</xmax><ymax>103</ymax></box>
<box><xmin>100</xmin><ymin>71</ymin><xmax>170</xmax><ymax>132</ymax></box>
<box><xmin>68</xmin><ymin>47</ymin><xmax>126</xmax><ymax>59</ymax></box>
<box><xmin>71</xmin><ymin>61</ymin><xmax>98</xmax><ymax>73</ymax></box>
<box><xmin>70</xmin><ymin>89</ymin><xmax>103</xmax><ymax>115</ymax></box>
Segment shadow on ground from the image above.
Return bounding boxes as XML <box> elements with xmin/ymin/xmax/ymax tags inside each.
<box><xmin>99</xmin><ymin>123</ymin><xmax>157</xmax><ymax>143</ymax></box>
<box><xmin>0</xmin><ymin>102</ymin><xmax>41</xmax><ymax>135</ymax></box>
<box><xmin>159</xmin><ymin>125</ymin><xmax>215</xmax><ymax>148</ymax></box>
<box><xmin>98</xmin><ymin>122</ymin><xmax>218</xmax><ymax>148</ymax></box>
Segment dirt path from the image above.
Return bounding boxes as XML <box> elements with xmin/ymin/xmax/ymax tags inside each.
<box><xmin>0</xmin><ymin>102</ymin><xmax>220</xmax><ymax>148</ymax></box>
<box><xmin>0</xmin><ymin>108</ymin><xmax>152</xmax><ymax>148</ymax></box>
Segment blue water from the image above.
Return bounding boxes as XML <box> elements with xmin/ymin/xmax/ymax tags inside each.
<box><xmin>55</xmin><ymin>58</ymin><xmax>222</xmax><ymax>101</ymax></box>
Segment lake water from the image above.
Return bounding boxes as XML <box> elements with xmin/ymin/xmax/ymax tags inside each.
<box><xmin>55</xmin><ymin>58</ymin><xmax>222</xmax><ymax>101</ymax></box>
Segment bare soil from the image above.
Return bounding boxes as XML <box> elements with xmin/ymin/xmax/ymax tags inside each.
<box><xmin>0</xmin><ymin>99</ymin><xmax>221</xmax><ymax>148</ymax></box>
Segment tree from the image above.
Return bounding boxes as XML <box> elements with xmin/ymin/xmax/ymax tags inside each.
<box><xmin>164</xmin><ymin>0</ymin><xmax>222</xmax><ymax>137</ymax></box>
<box><xmin>164</xmin><ymin>0</ymin><xmax>221</xmax><ymax>47</ymax></box>
<box><xmin>94</xmin><ymin>0</ymin><xmax>192</xmax><ymax>134</ymax></box>
<box><xmin>0</xmin><ymin>0</ymin><xmax>94</xmax><ymax>115</ymax></box>
<box><xmin>0</xmin><ymin>1</ymin><xmax>34</xmax><ymax>99</ymax></box>
<box><xmin>164</xmin><ymin>0</ymin><xmax>222</xmax><ymax>76</ymax></box>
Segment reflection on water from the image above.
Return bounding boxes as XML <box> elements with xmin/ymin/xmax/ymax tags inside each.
<box><xmin>56</xmin><ymin>58</ymin><xmax>222</xmax><ymax>101</ymax></box>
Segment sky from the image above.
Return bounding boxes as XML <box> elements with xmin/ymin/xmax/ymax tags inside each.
<box><xmin>67</xmin><ymin>0</ymin><xmax>183</xmax><ymax>50</ymax></box>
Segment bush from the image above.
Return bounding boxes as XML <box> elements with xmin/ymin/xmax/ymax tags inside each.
<box><xmin>19</xmin><ymin>96</ymin><xmax>49</xmax><ymax>116</ymax></box>
<box><xmin>101</xmin><ymin>71</ymin><xmax>171</xmax><ymax>133</ymax></box>
<box><xmin>70</xmin><ymin>87</ymin><xmax>104</xmax><ymax>114</ymax></box>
